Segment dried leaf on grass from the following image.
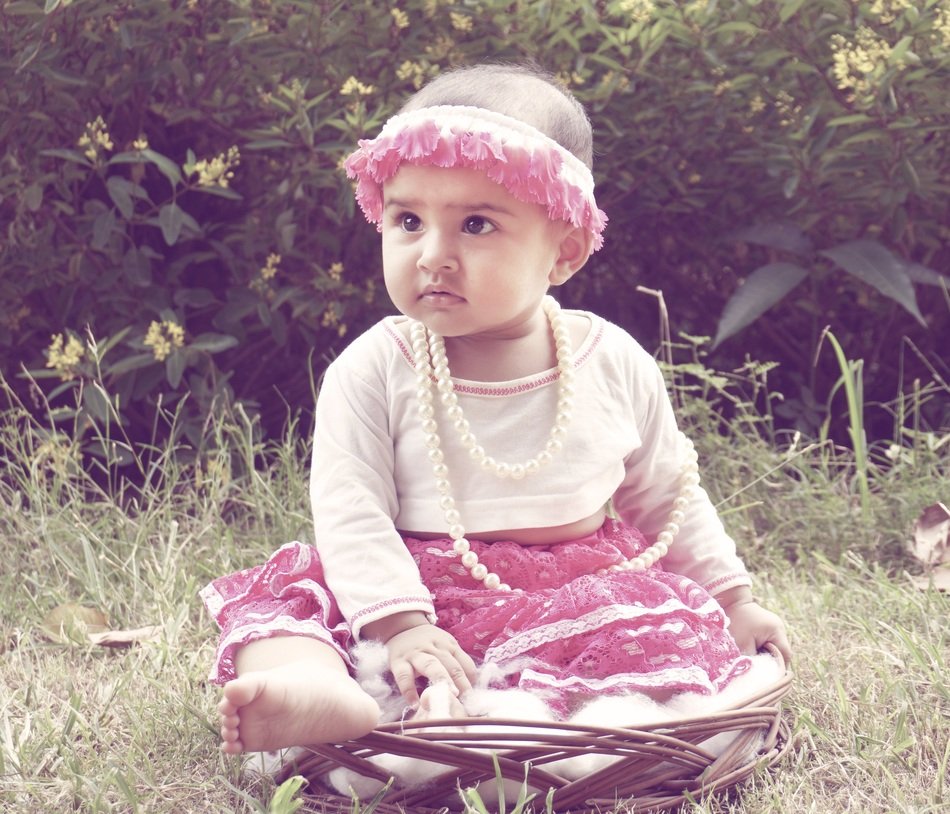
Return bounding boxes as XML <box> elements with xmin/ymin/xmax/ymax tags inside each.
<box><xmin>40</xmin><ymin>603</ymin><xmax>161</xmax><ymax>647</ymax></box>
<box><xmin>907</xmin><ymin>502</ymin><xmax>950</xmax><ymax>592</ymax></box>
<box><xmin>87</xmin><ymin>625</ymin><xmax>162</xmax><ymax>647</ymax></box>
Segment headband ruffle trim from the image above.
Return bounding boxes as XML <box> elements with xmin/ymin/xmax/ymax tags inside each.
<box><xmin>343</xmin><ymin>105</ymin><xmax>607</xmax><ymax>251</ymax></box>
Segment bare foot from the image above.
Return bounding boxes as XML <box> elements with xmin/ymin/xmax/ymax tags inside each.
<box><xmin>218</xmin><ymin>660</ymin><xmax>380</xmax><ymax>754</ymax></box>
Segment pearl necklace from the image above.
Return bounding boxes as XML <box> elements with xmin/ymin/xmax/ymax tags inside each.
<box><xmin>409</xmin><ymin>297</ymin><xmax>701</xmax><ymax>591</ymax></box>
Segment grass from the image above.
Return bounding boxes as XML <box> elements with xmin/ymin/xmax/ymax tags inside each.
<box><xmin>0</xmin><ymin>368</ymin><xmax>947</xmax><ymax>813</ymax></box>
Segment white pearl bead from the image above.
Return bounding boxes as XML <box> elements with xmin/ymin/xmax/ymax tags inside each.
<box><xmin>432</xmin><ymin>463</ymin><xmax>449</xmax><ymax>479</ymax></box>
<box><xmin>427</xmin><ymin>448</ymin><xmax>444</xmax><ymax>464</ymax></box>
<box><xmin>444</xmin><ymin>509</ymin><xmax>461</xmax><ymax>525</ymax></box>
<box><xmin>483</xmin><ymin>572</ymin><xmax>501</xmax><ymax>589</ymax></box>
<box><xmin>453</xmin><ymin>538</ymin><xmax>470</xmax><ymax>554</ymax></box>
<box><xmin>469</xmin><ymin>445</ymin><xmax>485</xmax><ymax>461</ymax></box>
<box><xmin>525</xmin><ymin>459</ymin><xmax>540</xmax><ymax>474</ymax></box>
<box><xmin>495</xmin><ymin>463</ymin><xmax>511</xmax><ymax>478</ymax></box>
<box><xmin>673</xmin><ymin>496</ymin><xmax>689</xmax><ymax>511</ymax></box>
<box><xmin>657</xmin><ymin>530</ymin><xmax>675</xmax><ymax>545</ymax></box>
<box><xmin>471</xmin><ymin>563</ymin><xmax>488</xmax><ymax>581</ymax></box>
<box><xmin>510</xmin><ymin>464</ymin><xmax>526</xmax><ymax>479</ymax></box>
<box><xmin>499</xmin><ymin>584</ymin><xmax>512</xmax><ymax>592</ymax></box>
<box><xmin>664</xmin><ymin>522</ymin><xmax>680</xmax><ymax>536</ymax></box>
<box><xmin>670</xmin><ymin>510</ymin><xmax>686</xmax><ymax>525</ymax></box>
<box><xmin>449</xmin><ymin>524</ymin><xmax>465</xmax><ymax>540</ymax></box>
<box><xmin>652</xmin><ymin>542</ymin><xmax>669</xmax><ymax>557</ymax></box>
<box><xmin>630</xmin><ymin>559</ymin><xmax>647</xmax><ymax>572</ymax></box>
<box><xmin>439</xmin><ymin>495</ymin><xmax>455</xmax><ymax>512</ymax></box>
<box><xmin>480</xmin><ymin>455</ymin><xmax>497</xmax><ymax>471</ymax></box>
<box><xmin>461</xmin><ymin>551</ymin><xmax>478</xmax><ymax>568</ymax></box>
<box><xmin>435</xmin><ymin>478</ymin><xmax>451</xmax><ymax>494</ymax></box>
<box><xmin>545</xmin><ymin>438</ymin><xmax>563</xmax><ymax>454</ymax></box>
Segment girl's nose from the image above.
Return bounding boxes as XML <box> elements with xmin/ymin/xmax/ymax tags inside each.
<box><xmin>417</xmin><ymin>230</ymin><xmax>459</xmax><ymax>273</ymax></box>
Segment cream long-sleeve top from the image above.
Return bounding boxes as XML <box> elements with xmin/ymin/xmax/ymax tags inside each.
<box><xmin>311</xmin><ymin>309</ymin><xmax>752</xmax><ymax>639</ymax></box>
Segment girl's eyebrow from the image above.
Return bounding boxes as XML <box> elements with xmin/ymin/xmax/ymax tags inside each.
<box><xmin>383</xmin><ymin>196</ymin><xmax>514</xmax><ymax>215</ymax></box>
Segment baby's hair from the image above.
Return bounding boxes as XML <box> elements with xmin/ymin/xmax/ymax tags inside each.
<box><xmin>399</xmin><ymin>63</ymin><xmax>594</xmax><ymax>169</ymax></box>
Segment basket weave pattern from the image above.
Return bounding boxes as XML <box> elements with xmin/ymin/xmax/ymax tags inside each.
<box><xmin>290</xmin><ymin>650</ymin><xmax>792</xmax><ymax>812</ymax></box>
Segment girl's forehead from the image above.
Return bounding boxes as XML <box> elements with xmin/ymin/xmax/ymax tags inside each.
<box><xmin>383</xmin><ymin>165</ymin><xmax>523</xmax><ymax>209</ymax></box>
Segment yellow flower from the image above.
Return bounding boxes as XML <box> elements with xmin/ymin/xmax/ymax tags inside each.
<box><xmin>77</xmin><ymin>116</ymin><xmax>114</xmax><ymax>162</ymax></box>
<box><xmin>396</xmin><ymin>60</ymin><xmax>428</xmax><ymax>89</ymax></box>
<box><xmin>935</xmin><ymin>8</ymin><xmax>950</xmax><ymax>48</ymax></box>
<box><xmin>390</xmin><ymin>7</ymin><xmax>409</xmax><ymax>28</ymax></box>
<box><xmin>133</xmin><ymin>136</ymin><xmax>149</xmax><ymax>150</ymax></box>
<box><xmin>260</xmin><ymin>252</ymin><xmax>281</xmax><ymax>280</ymax></box>
<box><xmin>617</xmin><ymin>0</ymin><xmax>655</xmax><ymax>24</ymax></box>
<box><xmin>144</xmin><ymin>320</ymin><xmax>185</xmax><ymax>362</ymax></box>
<box><xmin>192</xmin><ymin>146</ymin><xmax>240</xmax><ymax>188</ymax></box>
<box><xmin>328</xmin><ymin>262</ymin><xmax>344</xmax><ymax>281</ymax></box>
<box><xmin>340</xmin><ymin>76</ymin><xmax>376</xmax><ymax>96</ymax></box>
<box><xmin>46</xmin><ymin>333</ymin><xmax>85</xmax><ymax>381</ymax></box>
<box><xmin>749</xmin><ymin>94</ymin><xmax>766</xmax><ymax>114</ymax></box>
<box><xmin>830</xmin><ymin>27</ymin><xmax>895</xmax><ymax>101</ymax></box>
<box><xmin>450</xmin><ymin>12</ymin><xmax>472</xmax><ymax>32</ymax></box>
<box><xmin>869</xmin><ymin>0</ymin><xmax>911</xmax><ymax>26</ymax></box>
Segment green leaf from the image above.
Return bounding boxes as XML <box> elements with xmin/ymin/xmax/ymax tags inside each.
<box><xmin>91</xmin><ymin>209</ymin><xmax>116</xmax><ymax>250</ymax></box>
<box><xmin>24</xmin><ymin>183</ymin><xmax>43</xmax><ymax>212</ymax></box>
<box><xmin>820</xmin><ymin>240</ymin><xmax>926</xmax><ymax>326</ymax></box>
<box><xmin>106</xmin><ymin>352</ymin><xmax>157</xmax><ymax>377</ymax></box>
<box><xmin>40</xmin><ymin>148</ymin><xmax>92</xmax><ymax>167</ymax></box>
<box><xmin>193</xmin><ymin>184</ymin><xmax>243</xmax><ymax>200</ymax></box>
<box><xmin>904</xmin><ymin>263</ymin><xmax>948</xmax><ymax>287</ymax></box>
<box><xmin>106</xmin><ymin>177</ymin><xmax>135</xmax><ymax>219</ymax></box>
<box><xmin>44</xmin><ymin>0</ymin><xmax>62</xmax><ymax>13</ymax></box>
<box><xmin>142</xmin><ymin>149</ymin><xmax>183</xmax><ymax>186</ymax></box>
<box><xmin>826</xmin><ymin>114</ymin><xmax>873</xmax><ymax>127</ymax></box>
<box><xmin>712</xmin><ymin>262</ymin><xmax>809</xmax><ymax>349</ymax></box>
<box><xmin>112</xmin><ymin>149</ymin><xmax>182</xmax><ymax>187</ymax></box>
<box><xmin>166</xmin><ymin>350</ymin><xmax>185</xmax><ymax>389</ymax></box>
<box><xmin>82</xmin><ymin>384</ymin><xmax>111</xmax><ymax>424</ymax></box>
<box><xmin>189</xmin><ymin>333</ymin><xmax>238</xmax><ymax>353</ymax></box>
<box><xmin>731</xmin><ymin>221</ymin><xmax>813</xmax><ymax>256</ymax></box>
<box><xmin>779</xmin><ymin>0</ymin><xmax>808</xmax><ymax>22</ymax></box>
<box><xmin>266</xmin><ymin>775</ymin><xmax>307</xmax><ymax>813</ymax></box>
<box><xmin>158</xmin><ymin>203</ymin><xmax>185</xmax><ymax>245</ymax></box>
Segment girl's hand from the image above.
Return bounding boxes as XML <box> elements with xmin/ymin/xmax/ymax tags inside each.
<box><xmin>384</xmin><ymin>623</ymin><xmax>478</xmax><ymax>706</ymax></box>
<box><xmin>717</xmin><ymin>588</ymin><xmax>792</xmax><ymax>663</ymax></box>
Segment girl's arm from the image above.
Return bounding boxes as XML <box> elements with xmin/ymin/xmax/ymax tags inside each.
<box><xmin>610</xmin><ymin>342</ymin><xmax>790</xmax><ymax>658</ymax></box>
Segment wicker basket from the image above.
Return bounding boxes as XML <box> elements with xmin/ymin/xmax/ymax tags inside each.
<box><xmin>287</xmin><ymin>648</ymin><xmax>793</xmax><ymax>812</ymax></box>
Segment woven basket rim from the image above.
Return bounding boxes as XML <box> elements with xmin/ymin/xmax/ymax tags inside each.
<box><xmin>288</xmin><ymin>645</ymin><xmax>794</xmax><ymax>812</ymax></box>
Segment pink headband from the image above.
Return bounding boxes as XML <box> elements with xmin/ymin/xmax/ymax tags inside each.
<box><xmin>343</xmin><ymin>105</ymin><xmax>607</xmax><ymax>250</ymax></box>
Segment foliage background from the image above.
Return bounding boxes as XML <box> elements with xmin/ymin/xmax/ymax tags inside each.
<box><xmin>2</xmin><ymin>0</ymin><xmax>948</xmax><ymax>466</ymax></box>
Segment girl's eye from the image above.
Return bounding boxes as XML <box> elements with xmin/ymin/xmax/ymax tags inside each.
<box><xmin>462</xmin><ymin>216</ymin><xmax>495</xmax><ymax>235</ymax></box>
<box><xmin>400</xmin><ymin>213</ymin><xmax>422</xmax><ymax>232</ymax></box>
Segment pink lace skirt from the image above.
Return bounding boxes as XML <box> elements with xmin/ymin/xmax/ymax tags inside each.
<box><xmin>201</xmin><ymin>519</ymin><xmax>749</xmax><ymax>715</ymax></box>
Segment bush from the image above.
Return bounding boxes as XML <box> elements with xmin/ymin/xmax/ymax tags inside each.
<box><xmin>1</xmin><ymin>0</ymin><xmax>947</xmax><ymax>470</ymax></box>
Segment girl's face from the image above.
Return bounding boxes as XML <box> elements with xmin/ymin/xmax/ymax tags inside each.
<box><xmin>381</xmin><ymin>165</ymin><xmax>583</xmax><ymax>340</ymax></box>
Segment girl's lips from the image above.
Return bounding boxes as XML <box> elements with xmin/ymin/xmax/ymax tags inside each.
<box><xmin>420</xmin><ymin>291</ymin><xmax>464</xmax><ymax>305</ymax></box>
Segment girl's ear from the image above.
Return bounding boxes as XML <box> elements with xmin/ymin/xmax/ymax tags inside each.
<box><xmin>549</xmin><ymin>225</ymin><xmax>594</xmax><ymax>286</ymax></box>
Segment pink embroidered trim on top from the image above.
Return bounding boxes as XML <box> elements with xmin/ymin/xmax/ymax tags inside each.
<box><xmin>343</xmin><ymin>105</ymin><xmax>608</xmax><ymax>251</ymax></box>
